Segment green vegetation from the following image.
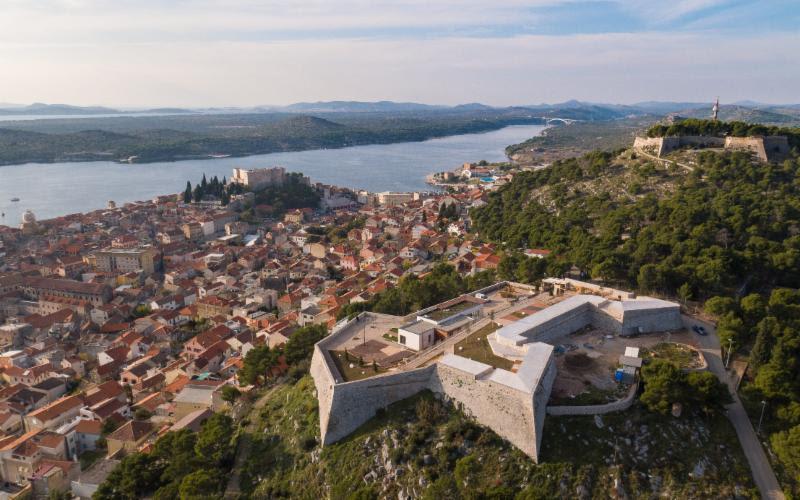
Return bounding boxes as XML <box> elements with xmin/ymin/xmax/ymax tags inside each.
<box><xmin>94</xmin><ymin>413</ymin><xmax>236</xmax><ymax>500</ymax></box>
<box><xmin>540</xmin><ymin>405</ymin><xmax>757</xmax><ymax>498</ymax></box>
<box><xmin>184</xmin><ymin>173</ymin><xmax>236</xmax><ymax>205</ymax></box>
<box><xmin>453</xmin><ymin>322</ymin><xmax>513</xmax><ymax>370</ymax></box>
<box><xmin>506</xmin><ymin>117</ymin><xmax>651</xmax><ymax>164</ymax></box>
<box><xmin>337</xmin><ymin>263</ymin><xmax>496</xmax><ymax>319</ymax></box>
<box><xmin>714</xmin><ymin>288</ymin><xmax>800</xmax><ymax>494</ymax></box>
<box><xmin>647</xmin><ymin>118</ymin><xmax>800</xmax><ymax>146</ymax></box>
<box><xmin>0</xmin><ymin>109</ymin><xmax>545</xmax><ymax>165</ymax></box>
<box><xmin>641</xmin><ymin>342</ymin><xmax>702</xmax><ymax>369</ymax></box>
<box><xmin>471</xmin><ymin>138</ymin><xmax>800</xmax><ymax>299</ymax></box>
<box><xmin>549</xmin><ymin>384</ymin><xmax>628</xmax><ymax>406</ymax></box>
<box><xmin>640</xmin><ymin>359</ymin><xmax>731</xmax><ymax>415</ymax></box>
<box><xmin>236</xmin><ymin>376</ymin><xmax>754</xmax><ymax>498</ymax></box>
<box><xmin>251</xmin><ymin>173</ymin><xmax>320</xmax><ymax>215</ymax></box>
<box><xmin>472</xmin><ymin>130</ymin><xmax>800</xmax><ymax>493</ymax></box>
<box><xmin>424</xmin><ymin>299</ymin><xmax>476</xmax><ymax>321</ymax></box>
<box><xmin>238</xmin><ymin>324</ymin><xmax>326</xmax><ymax>385</ymax></box>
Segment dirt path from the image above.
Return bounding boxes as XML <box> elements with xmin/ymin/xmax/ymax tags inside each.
<box><xmin>223</xmin><ymin>385</ymin><xmax>281</xmax><ymax>500</ymax></box>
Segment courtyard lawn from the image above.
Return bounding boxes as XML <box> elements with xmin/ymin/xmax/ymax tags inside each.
<box><xmin>453</xmin><ymin>322</ymin><xmax>514</xmax><ymax>370</ymax></box>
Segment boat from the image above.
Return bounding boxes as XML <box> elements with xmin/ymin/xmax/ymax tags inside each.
<box><xmin>10</xmin><ymin>198</ymin><xmax>19</xmax><ymax>202</ymax></box>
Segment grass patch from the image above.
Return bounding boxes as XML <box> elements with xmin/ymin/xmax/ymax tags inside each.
<box><xmin>549</xmin><ymin>383</ymin><xmax>628</xmax><ymax>406</ymax></box>
<box><xmin>241</xmin><ymin>376</ymin><xmax>756</xmax><ymax>499</ymax></box>
<box><xmin>541</xmin><ymin>403</ymin><xmax>758</xmax><ymax>498</ymax></box>
<box><xmin>329</xmin><ymin>350</ymin><xmax>385</xmax><ymax>381</ymax></box>
<box><xmin>641</xmin><ymin>342</ymin><xmax>702</xmax><ymax>369</ymax></box>
<box><xmin>424</xmin><ymin>300</ymin><xmax>477</xmax><ymax>321</ymax></box>
<box><xmin>453</xmin><ymin>322</ymin><xmax>513</xmax><ymax>370</ymax></box>
<box><xmin>382</xmin><ymin>333</ymin><xmax>398</xmax><ymax>342</ymax></box>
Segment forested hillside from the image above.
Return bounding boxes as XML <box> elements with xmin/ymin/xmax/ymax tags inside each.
<box><xmin>470</xmin><ymin>132</ymin><xmax>800</xmax><ymax>493</ymax></box>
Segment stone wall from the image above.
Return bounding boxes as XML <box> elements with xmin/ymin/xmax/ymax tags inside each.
<box><xmin>527</xmin><ymin>302</ymin><xmax>595</xmax><ymax>344</ymax></box>
<box><xmin>724</xmin><ymin>136</ymin><xmax>789</xmax><ymax>162</ymax></box>
<box><xmin>621</xmin><ymin>306</ymin><xmax>683</xmax><ymax>335</ymax></box>
<box><xmin>315</xmin><ymin>361</ymin><xmax>437</xmax><ymax>445</ymax></box>
<box><xmin>547</xmin><ymin>382</ymin><xmax>639</xmax><ymax>416</ymax></box>
<box><xmin>531</xmin><ymin>358</ymin><xmax>557</xmax><ymax>456</ymax></box>
<box><xmin>632</xmin><ymin>136</ymin><xmax>665</xmax><ymax>156</ymax></box>
<box><xmin>634</xmin><ymin>134</ymin><xmax>787</xmax><ymax>162</ymax></box>
<box><xmin>430</xmin><ymin>363</ymin><xmax>539</xmax><ymax>458</ymax></box>
<box><xmin>311</xmin><ymin>343</ymin><xmax>555</xmax><ymax>461</ymax></box>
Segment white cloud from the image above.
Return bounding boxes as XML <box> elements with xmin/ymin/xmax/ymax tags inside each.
<box><xmin>0</xmin><ymin>31</ymin><xmax>797</xmax><ymax>106</ymax></box>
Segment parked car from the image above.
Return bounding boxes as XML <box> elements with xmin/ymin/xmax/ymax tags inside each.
<box><xmin>692</xmin><ymin>325</ymin><xmax>708</xmax><ymax>336</ymax></box>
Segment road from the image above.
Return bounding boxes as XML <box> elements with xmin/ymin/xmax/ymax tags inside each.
<box><xmin>638</xmin><ymin>149</ymin><xmax>695</xmax><ymax>172</ymax></box>
<box><xmin>682</xmin><ymin>315</ymin><xmax>785</xmax><ymax>500</ymax></box>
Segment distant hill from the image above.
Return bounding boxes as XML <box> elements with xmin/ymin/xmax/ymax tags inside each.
<box><xmin>0</xmin><ymin>103</ymin><xmax>120</xmax><ymax>115</ymax></box>
<box><xmin>276</xmin><ymin>100</ymin><xmax>445</xmax><ymax>113</ymax></box>
<box><xmin>673</xmin><ymin>104</ymin><xmax>799</xmax><ymax>124</ymax></box>
<box><xmin>0</xmin><ymin>103</ymin><xmax>196</xmax><ymax>116</ymax></box>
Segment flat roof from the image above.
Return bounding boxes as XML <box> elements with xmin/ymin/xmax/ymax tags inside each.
<box><xmin>439</xmin><ymin>354</ymin><xmax>493</xmax><ymax>378</ymax></box>
<box><xmin>515</xmin><ymin>342</ymin><xmax>554</xmax><ymax>392</ymax></box>
<box><xmin>495</xmin><ymin>295</ymin><xmax>603</xmax><ymax>344</ymax></box>
<box><xmin>399</xmin><ymin>320</ymin><xmax>434</xmax><ymax>335</ymax></box>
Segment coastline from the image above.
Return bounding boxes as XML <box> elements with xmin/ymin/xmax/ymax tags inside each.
<box><xmin>0</xmin><ymin>124</ymin><xmax>547</xmax><ymax>227</ymax></box>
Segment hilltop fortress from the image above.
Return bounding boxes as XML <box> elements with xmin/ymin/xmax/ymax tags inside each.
<box><xmin>310</xmin><ymin>280</ymin><xmax>681</xmax><ymax>462</ymax></box>
<box><xmin>633</xmin><ymin>134</ymin><xmax>789</xmax><ymax>163</ymax></box>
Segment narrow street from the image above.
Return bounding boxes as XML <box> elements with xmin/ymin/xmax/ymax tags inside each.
<box><xmin>682</xmin><ymin>315</ymin><xmax>785</xmax><ymax>500</ymax></box>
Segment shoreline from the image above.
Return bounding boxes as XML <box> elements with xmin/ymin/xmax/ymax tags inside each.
<box><xmin>0</xmin><ymin>124</ymin><xmax>547</xmax><ymax>227</ymax></box>
<box><xmin>0</xmin><ymin>119</ymin><xmax>545</xmax><ymax>168</ymax></box>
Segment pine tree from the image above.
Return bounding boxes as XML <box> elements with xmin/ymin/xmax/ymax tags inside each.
<box><xmin>222</xmin><ymin>176</ymin><xmax>227</xmax><ymax>186</ymax></box>
<box><xmin>201</xmin><ymin>173</ymin><xmax>208</xmax><ymax>189</ymax></box>
<box><xmin>183</xmin><ymin>181</ymin><xmax>193</xmax><ymax>204</ymax></box>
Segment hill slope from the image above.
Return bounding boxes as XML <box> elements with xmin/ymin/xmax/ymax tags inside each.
<box><xmin>233</xmin><ymin>377</ymin><xmax>753</xmax><ymax>499</ymax></box>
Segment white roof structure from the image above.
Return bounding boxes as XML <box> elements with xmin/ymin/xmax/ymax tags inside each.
<box><xmin>495</xmin><ymin>295</ymin><xmax>604</xmax><ymax>346</ymax></box>
<box><xmin>439</xmin><ymin>354</ymin><xmax>493</xmax><ymax>379</ymax></box>
<box><xmin>440</xmin><ymin>342</ymin><xmax>553</xmax><ymax>395</ymax></box>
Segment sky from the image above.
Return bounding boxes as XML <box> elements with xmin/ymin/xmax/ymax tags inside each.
<box><xmin>0</xmin><ymin>0</ymin><xmax>798</xmax><ymax>107</ymax></box>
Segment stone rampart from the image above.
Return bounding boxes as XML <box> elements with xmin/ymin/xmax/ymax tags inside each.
<box><xmin>430</xmin><ymin>363</ymin><xmax>538</xmax><ymax>458</ymax></box>
<box><xmin>546</xmin><ymin>382</ymin><xmax>638</xmax><ymax>416</ymax></box>
<box><xmin>315</xmin><ymin>363</ymin><xmax>437</xmax><ymax>445</ymax></box>
<box><xmin>526</xmin><ymin>301</ymin><xmax>595</xmax><ymax>344</ymax></box>
<box><xmin>634</xmin><ymin>135</ymin><xmax>787</xmax><ymax>162</ymax></box>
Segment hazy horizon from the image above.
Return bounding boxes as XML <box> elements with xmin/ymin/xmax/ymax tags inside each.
<box><xmin>1</xmin><ymin>1</ymin><xmax>798</xmax><ymax>108</ymax></box>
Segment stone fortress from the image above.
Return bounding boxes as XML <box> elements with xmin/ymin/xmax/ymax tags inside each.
<box><xmin>633</xmin><ymin>98</ymin><xmax>790</xmax><ymax>163</ymax></box>
<box><xmin>633</xmin><ymin>135</ymin><xmax>789</xmax><ymax>163</ymax></box>
<box><xmin>310</xmin><ymin>279</ymin><xmax>682</xmax><ymax>462</ymax></box>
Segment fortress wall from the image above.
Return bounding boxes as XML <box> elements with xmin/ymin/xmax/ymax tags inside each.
<box><xmin>621</xmin><ymin>306</ymin><xmax>683</xmax><ymax>335</ymax></box>
<box><xmin>310</xmin><ymin>346</ymin><xmax>338</xmax><ymax>441</ymax></box>
<box><xmin>531</xmin><ymin>358</ymin><xmax>557</xmax><ymax>458</ymax></box>
<box><xmin>761</xmin><ymin>136</ymin><xmax>790</xmax><ymax>158</ymax></box>
<box><xmin>725</xmin><ymin>136</ymin><xmax>768</xmax><ymax>162</ymax></box>
<box><xmin>528</xmin><ymin>303</ymin><xmax>594</xmax><ymax>344</ymax></box>
<box><xmin>431</xmin><ymin>364</ymin><xmax>540</xmax><ymax>460</ymax></box>
<box><xmin>590</xmin><ymin>308</ymin><xmax>624</xmax><ymax>334</ymax></box>
<box><xmin>677</xmin><ymin>136</ymin><xmax>725</xmax><ymax>148</ymax></box>
<box><xmin>633</xmin><ymin>137</ymin><xmax>664</xmax><ymax>156</ymax></box>
<box><xmin>318</xmin><ymin>364</ymin><xmax>436</xmax><ymax>445</ymax></box>
<box><xmin>547</xmin><ymin>382</ymin><xmax>638</xmax><ymax>416</ymax></box>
